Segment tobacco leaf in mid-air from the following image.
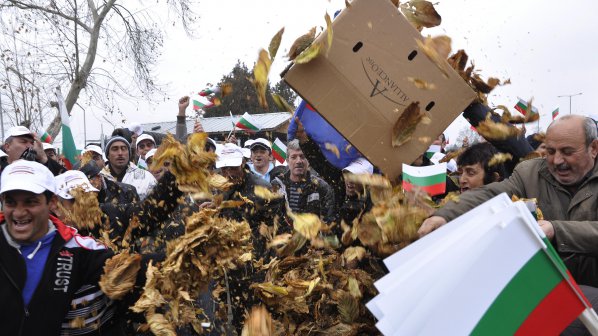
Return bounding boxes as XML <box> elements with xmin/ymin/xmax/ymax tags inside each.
<box><xmin>268</xmin><ymin>27</ymin><xmax>285</xmax><ymax>60</ymax></box>
<box><xmin>325</xmin><ymin>142</ymin><xmax>340</xmax><ymax>159</ymax></box>
<box><xmin>325</xmin><ymin>12</ymin><xmax>333</xmax><ymax>54</ymax></box>
<box><xmin>289</xmin><ymin>212</ymin><xmax>322</xmax><ymax>240</ymax></box>
<box><xmin>400</xmin><ymin>0</ymin><xmax>442</xmax><ymax>30</ymax></box>
<box><xmin>241</xmin><ymin>305</ymin><xmax>273</xmax><ymax>336</ymax></box>
<box><xmin>254</xmin><ymin>185</ymin><xmax>283</xmax><ymax>200</ymax></box>
<box><xmin>488</xmin><ymin>153</ymin><xmax>513</xmax><ymax>167</ymax></box>
<box><xmin>407</xmin><ymin>77</ymin><xmax>436</xmax><ymax>90</ymax></box>
<box><xmin>288</xmin><ymin>27</ymin><xmax>316</xmax><ymax>61</ymax></box>
<box><xmin>251</xmin><ymin>49</ymin><xmax>272</xmax><ymax>109</ymax></box>
<box><xmin>99</xmin><ymin>252</ymin><xmax>142</xmax><ymax>300</ymax></box>
<box><xmin>271</xmin><ymin>93</ymin><xmax>294</xmax><ymax>113</ymax></box>
<box><xmin>475</xmin><ymin>117</ymin><xmax>522</xmax><ymax>140</ymax></box>
<box><xmin>416</xmin><ymin>35</ymin><xmax>452</xmax><ymax>77</ymax></box>
<box><xmin>294</xmin><ymin>40</ymin><xmax>325</xmax><ymax>64</ymax></box>
<box><xmin>392</xmin><ymin>101</ymin><xmax>425</xmax><ymax>147</ymax></box>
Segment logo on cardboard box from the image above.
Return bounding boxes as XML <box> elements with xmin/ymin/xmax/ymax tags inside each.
<box><xmin>362</xmin><ymin>56</ymin><xmax>410</xmax><ymax>106</ymax></box>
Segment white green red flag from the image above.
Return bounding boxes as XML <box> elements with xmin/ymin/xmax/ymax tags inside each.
<box><xmin>235</xmin><ymin>112</ymin><xmax>261</xmax><ymax>133</ymax></box>
<box><xmin>402</xmin><ymin>163</ymin><xmax>446</xmax><ymax>196</ymax></box>
<box><xmin>514</xmin><ymin>97</ymin><xmax>539</xmax><ymax>116</ymax></box>
<box><xmin>272</xmin><ymin>138</ymin><xmax>287</xmax><ymax>163</ymax></box>
<box><xmin>55</xmin><ymin>89</ymin><xmax>77</xmax><ymax>170</ymax></box>
<box><xmin>425</xmin><ymin>144</ymin><xmax>441</xmax><ymax>159</ymax></box>
<box><xmin>198</xmin><ymin>86</ymin><xmax>220</xmax><ymax>97</ymax></box>
<box><xmin>39</xmin><ymin>132</ymin><xmax>52</xmax><ymax>143</ymax></box>
<box><xmin>367</xmin><ymin>194</ymin><xmax>593</xmax><ymax>335</ymax></box>
<box><xmin>552</xmin><ymin>108</ymin><xmax>560</xmax><ymax>120</ymax></box>
<box><xmin>193</xmin><ymin>97</ymin><xmax>214</xmax><ymax>111</ymax></box>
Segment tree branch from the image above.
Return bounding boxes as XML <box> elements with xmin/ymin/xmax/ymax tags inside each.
<box><xmin>4</xmin><ymin>0</ymin><xmax>93</xmax><ymax>33</ymax></box>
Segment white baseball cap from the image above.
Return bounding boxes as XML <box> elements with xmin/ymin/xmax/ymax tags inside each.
<box><xmin>83</xmin><ymin>145</ymin><xmax>107</xmax><ymax>162</ymax></box>
<box><xmin>5</xmin><ymin>126</ymin><xmax>34</xmax><ymax>142</ymax></box>
<box><xmin>42</xmin><ymin>143</ymin><xmax>55</xmax><ymax>151</ymax></box>
<box><xmin>244</xmin><ymin>139</ymin><xmax>255</xmax><ymax>148</ymax></box>
<box><xmin>145</xmin><ymin>148</ymin><xmax>158</xmax><ymax>161</ymax></box>
<box><xmin>54</xmin><ymin>170</ymin><xmax>99</xmax><ymax>200</ymax></box>
<box><xmin>0</xmin><ymin>160</ymin><xmax>56</xmax><ymax>194</ymax></box>
<box><xmin>216</xmin><ymin>143</ymin><xmax>245</xmax><ymax>168</ymax></box>
<box><xmin>249</xmin><ymin>138</ymin><xmax>272</xmax><ymax>151</ymax></box>
<box><xmin>342</xmin><ymin>157</ymin><xmax>374</xmax><ymax>175</ymax></box>
<box><xmin>241</xmin><ymin>148</ymin><xmax>251</xmax><ymax>159</ymax></box>
<box><xmin>136</xmin><ymin>133</ymin><xmax>156</xmax><ymax>147</ymax></box>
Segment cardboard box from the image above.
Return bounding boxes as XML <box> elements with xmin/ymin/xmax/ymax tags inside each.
<box><xmin>283</xmin><ymin>0</ymin><xmax>476</xmax><ymax>180</ymax></box>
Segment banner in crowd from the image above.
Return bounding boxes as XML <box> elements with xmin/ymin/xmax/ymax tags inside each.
<box><xmin>368</xmin><ymin>194</ymin><xmax>594</xmax><ymax>335</ymax></box>
<box><xmin>55</xmin><ymin>89</ymin><xmax>77</xmax><ymax>170</ymax></box>
<box><xmin>425</xmin><ymin>145</ymin><xmax>441</xmax><ymax>159</ymax></box>
<box><xmin>401</xmin><ymin>163</ymin><xmax>446</xmax><ymax>196</ymax></box>
<box><xmin>288</xmin><ymin>100</ymin><xmax>362</xmax><ymax>169</ymax></box>
<box><xmin>272</xmin><ymin>138</ymin><xmax>287</xmax><ymax>163</ymax></box>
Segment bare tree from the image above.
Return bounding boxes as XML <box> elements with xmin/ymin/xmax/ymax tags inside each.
<box><xmin>0</xmin><ymin>0</ymin><xmax>196</xmax><ymax>138</ymax></box>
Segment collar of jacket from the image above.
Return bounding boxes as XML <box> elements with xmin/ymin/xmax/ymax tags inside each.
<box><xmin>537</xmin><ymin>157</ymin><xmax>598</xmax><ymax>192</ymax></box>
<box><xmin>283</xmin><ymin>169</ymin><xmax>313</xmax><ymax>184</ymax></box>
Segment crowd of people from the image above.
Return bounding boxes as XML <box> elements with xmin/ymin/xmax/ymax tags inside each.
<box><xmin>0</xmin><ymin>97</ymin><xmax>597</xmax><ymax>335</ymax></box>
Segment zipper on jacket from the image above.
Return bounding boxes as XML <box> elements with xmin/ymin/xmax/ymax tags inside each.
<box><xmin>1</xmin><ymin>261</ymin><xmax>28</xmax><ymax>336</ymax></box>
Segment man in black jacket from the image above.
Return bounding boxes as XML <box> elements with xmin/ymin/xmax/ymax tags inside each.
<box><xmin>0</xmin><ymin>160</ymin><xmax>117</xmax><ymax>335</ymax></box>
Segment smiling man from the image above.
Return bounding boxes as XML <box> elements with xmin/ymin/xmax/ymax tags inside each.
<box><xmin>418</xmin><ymin>115</ymin><xmax>598</xmax><ymax>287</ymax></box>
<box><xmin>248</xmin><ymin>138</ymin><xmax>275</xmax><ymax>181</ymax></box>
<box><xmin>0</xmin><ymin>160</ymin><xmax>119</xmax><ymax>335</ymax></box>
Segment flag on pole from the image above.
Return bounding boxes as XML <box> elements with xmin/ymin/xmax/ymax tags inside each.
<box><xmin>402</xmin><ymin>163</ymin><xmax>447</xmax><ymax>196</ymax></box>
<box><xmin>552</xmin><ymin>108</ymin><xmax>560</xmax><ymax>120</ymax></box>
<box><xmin>272</xmin><ymin>138</ymin><xmax>287</xmax><ymax>163</ymax></box>
<box><xmin>198</xmin><ymin>86</ymin><xmax>221</xmax><ymax>97</ymax></box>
<box><xmin>514</xmin><ymin>97</ymin><xmax>539</xmax><ymax>116</ymax></box>
<box><xmin>192</xmin><ymin>97</ymin><xmax>214</xmax><ymax>110</ymax></box>
<box><xmin>367</xmin><ymin>194</ymin><xmax>593</xmax><ymax>336</ymax></box>
<box><xmin>235</xmin><ymin>112</ymin><xmax>262</xmax><ymax>132</ymax></box>
<box><xmin>39</xmin><ymin>132</ymin><xmax>52</xmax><ymax>143</ymax></box>
<box><xmin>55</xmin><ymin>89</ymin><xmax>77</xmax><ymax>170</ymax></box>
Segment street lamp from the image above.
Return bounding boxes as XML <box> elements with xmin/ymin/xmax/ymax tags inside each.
<box><xmin>557</xmin><ymin>93</ymin><xmax>583</xmax><ymax>115</ymax></box>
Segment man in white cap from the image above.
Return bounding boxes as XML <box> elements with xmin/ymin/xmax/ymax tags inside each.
<box><xmin>0</xmin><ymin>160</ymin><xmax>126</xmax><ymax>335</ymax></box>
<box><xmin>2</xmin><ymin>125</ymin><xmax>65</xmax><ymax>175</ymax></box>
<box><xmin>102</xmin><ymin>136</ymin><xmax>156</xmax><ymax>200</ymax></box>
<box><xmin>248</xmin><ymin>138</ymin><xmax>275</xmax><ymax>182</ymax></box>
<box><xmin>42</xmin><ymin>143</ymin><xmax>58</xmax><ymax>162</ymax></box>
<box><xmin>135</xmin><ymin>133</ymin><xmax>156</xmax><ymax>169</ymax></box>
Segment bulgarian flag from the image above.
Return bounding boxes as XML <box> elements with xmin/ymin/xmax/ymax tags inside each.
<box><xmin>193</xmin><ymin>97</ymin><xmax>214</xmax><ymax>111</ymax></box>
<box><xmin>401</xmin><ymin>163</ymin><xmax>446</xmax><ymax>196</ymax></box>
<box><xmin>235</xmin><ymin>112</ymin><xmax>261</xmax><ymax>133</ymax></box>
<box><xmin>514</xmin><ymin>97</ymin><xmax>539</xmax><ymax>116</ymax></box>
<box><xmin>39</xmin><ymin>132</ymin><xmax>52</xmax><ymax>143</ymax></box>
<box><xmin>367</xmin><ymin>194</ymin><xmax>594</xmax><ymax>335</ymax></box>
<box><xmin>198</xmin><ymin>86</ymin><xmax>220</xmax><ymax>97</ymax></box>
<box><xmin>55</xmin><ymin>89</ymin><xmax>77</xmax><ymax>170</ymax></box>
<box><xmin>552</xmin><ymin>107</ymin><xmax>560</xmax><ymax>120</ymax></box>
<box><xmin>272</xmin><ymin>138</ymin><xmax>287</xmax><ymax>163</ymax></box>
<box><xmin>425</xmin><ymin>144</ymin><xmax>441</xmax><ymax>159</ymax></box>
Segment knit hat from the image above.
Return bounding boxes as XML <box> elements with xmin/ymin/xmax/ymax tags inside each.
<box><xmin>105</xmin><ymin>136</ymin><xmax>131</xmax><ymax>155</ymax></box>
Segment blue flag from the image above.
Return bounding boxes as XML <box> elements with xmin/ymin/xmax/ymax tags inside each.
<box><xmin>288</xmin><ymin>100</ymin><xmax>362</xmax><ymax>169</ymax></box>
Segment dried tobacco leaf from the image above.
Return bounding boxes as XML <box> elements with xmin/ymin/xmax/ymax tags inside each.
<box><xmin>268</xmin><ymin>27</ymin><xmax>285</xmax><ymax>60</ymax></box>
<box><xmin>294</xmin><ymin>40</ymin><xmax>325</xmax><ymax>64</ymax></box>
<box><xmin>221</xmin><ymin>83</ymin><xmax>233</xmax><ymax>97</ymax></box>
<box><xmin>288</xmin><ymin>27</ymin><xmax>316</xmax><ymax>61</ymax></box>
<box><xmin>338</xmin><ymin>291</ymin><xmax>360</xmax><ymax>324</ymax></box>
<box><xmin>439</xmin><ymin>148</ymin><xmax>464</xmax><ymax>163</ymax></box>
<box><xmin>252</xmin><ymin>49</ymin><xmax>272</xmax><ymax>109</ymax></box>
<box><xmin>392</xmin><ymin>101</ymin><xmax>425</xmax><ymax>147</ymax></box>
<box><xmin>242</xmin><ymin>305</ymin><xmax>273</xmax><ymax>336</ymax></box>
<box><xmin>208</xmin><ymin>174</ymin><xmax>233</xmax><ymax>191</ymax></box>
<box><xmin>488</xmin><ymin>153</ymin><xmax>513</xmax><ymax>167</ymax></box>
<box><xmin>407</xmin><ymin>77</ymin><xmax>436</xmax><ymax>90</ymax></box>
<box><xmin>521</xmin><ymin>151</ymin><xmax>543</xmax><ymax>161</ymax></box>
<box><xmin>57</xmin><ymin>186</ymin><xmax>103</xmax><ymax>231</ymax></box>
<box><xmin>271</xmin><ymin>93</ymin><xmax>294</xmax><ymax>113</ymax></box>
<box><xmin>325</xmin><ymin>142</ymin><xmax>341</xmax><ymax>159</ymax></box>
<box><xmin>415</xmin><ymin>35</ymin><xmax>452</xmax><ymax>78</ymax></box>
<box><xmin>289</xmin><ymin>212</ymin><xmax>322</xmax><ymax>240</ymax></box>
<box><xmin>344</xmin><ymin>173</ymin><xmax>392</xmax><ymax>188</ymax></box>
<box><xmin>400</xmin><ymin>0</ymin><xmax>442</xmax><ymax>30</ymax></box>
<box><xmin>147</xmin><ymin>312</ymin><xmax>177</xmax><ymax>336</ymax></box>
<box><xmin>100</xmin><ymin>252</ymin><xmax>142</xmax><ymax>300</ymax></box>
<box><xmin>325</xmin><ymin>12</ymin><xmax>333</xmax><ymax>54</ymax></box>
<box><xmin>447</xmin><ymin>49</ymin><xmax>468</xmax><ymax>72</ymax></box>
<box><xmin>475</xmin><ymin>117</ymin><xmax>521</xmax><ymax>141</ymax></box>
<box><xmin>254</xmin><ymin>185</ymin><xmax>283</xmax><ymax>200</ymax></box>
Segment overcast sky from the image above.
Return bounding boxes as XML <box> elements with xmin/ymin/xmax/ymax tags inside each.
<box><xmin>66</xmin><ymin>0</ymin><xmax>598</xmax><ymax>146</ymax></box>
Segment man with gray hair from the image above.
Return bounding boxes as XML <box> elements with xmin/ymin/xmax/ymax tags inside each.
<box><xmin>272</xmin><ymin>139</ymin><xmax>336</xmax><ymax>224</ymax></box>
<box><xmin>419</xmin><ymin>115</ymin><xmax>598</xmax><ymax>287</ymax></box>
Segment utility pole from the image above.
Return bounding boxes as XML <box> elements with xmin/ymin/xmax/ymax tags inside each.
<box><xmin>557</xmin><ymin>93</ymin><xmax>583</xmax><ymax>115</ymax></box>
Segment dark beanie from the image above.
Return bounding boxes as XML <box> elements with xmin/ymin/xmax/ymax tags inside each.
<box><xmin>526</xmin><ymin>134</ymin><xmax>542</xmax><ymax>150</ymax></box>
<box><xmin>105</xmin><ymin>136</ymin><xmax>131</xmax><ymax>155</ymax></box>
<box><xmin>79</xmin><ymin>161</ymin><xmax>102</xmax><ymax>179</ymax></box>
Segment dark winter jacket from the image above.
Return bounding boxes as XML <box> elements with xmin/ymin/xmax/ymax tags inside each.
<box><xmin>0</xmin><ymin>215</ymin><xmax>115</xmax><ymax>336</ymax></box>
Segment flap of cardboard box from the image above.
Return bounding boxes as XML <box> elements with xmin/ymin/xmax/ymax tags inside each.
<box><xmin>283</xmin><ymin>0</ymin><xmax>476</xmax><ymax>180</ymax></box>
